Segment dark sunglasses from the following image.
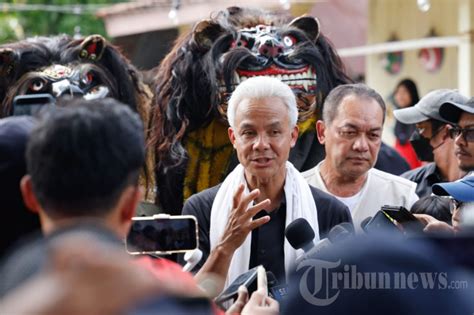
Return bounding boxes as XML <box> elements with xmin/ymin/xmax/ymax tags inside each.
<box><xmin>448</xmin><ymin>127</ymin><xmax>474</xmax><ymax>142</ymax></box>
<box><xmin>445</xmin><ymin>196</ymin><xmax>463</xmax><ymax>214</ymax></box>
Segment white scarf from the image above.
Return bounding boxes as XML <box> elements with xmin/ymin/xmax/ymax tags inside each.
<box><xmin>209</xmin><ymin>161</ymin><xmax>319</xmax><ymax>288</ymax></box>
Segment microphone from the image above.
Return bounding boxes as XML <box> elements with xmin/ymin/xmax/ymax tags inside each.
<box><xmin>182</xmin><ymin>248</ymin><xmax>203</xmax><ymax>272</ymax></box>
<box><xmin>327</xmin><ymin>223</ymin><xmax>353</xmax><ymax>243</ymax></box>
<box><xmin>285</xmin><ymin>219</ymin><xmax>354</xmax><ymax>265</ymax></box>
<box><xmin>266</xmin><ymin>271</ymin><xmax>288</xmax><ymax>302</ymax></box>
<box><xmin>360</xmin><ymin>216</ymin><xmax>373</xmax><ymax>232</ymax></box>
<box><xmin>285</xmin><ymin>218</ymin><xmax>316</xmax><ymax>252</ymax></box>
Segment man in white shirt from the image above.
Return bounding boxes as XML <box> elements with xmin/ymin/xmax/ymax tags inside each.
<box><xmin>302</xmin><ymin>83</ymin><xmax>419</xmax><ymax>229</ymax></box>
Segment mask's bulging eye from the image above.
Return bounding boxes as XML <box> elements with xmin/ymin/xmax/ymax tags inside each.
<box><xmin>82</xmin><ymin>72</ymin><xmax>95</xmax><ymax>86</ymax></box>
<box><xmin>231</xmin><ymin>39</ymin><xmax>249</xmax><ymax>49</ymax></box>
<box><xmin>29</xmin><ymin>79</ymin><xmax>45</xmax><ymax>92</ymax></box>
<box><xmin>283</xmin><ymin>35</ymin><xmax>297</xmax><ymax>48</ymax></box>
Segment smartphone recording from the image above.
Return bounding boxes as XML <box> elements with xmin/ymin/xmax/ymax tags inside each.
<box><xmin>126</xmin><ymin>214</ymin><xmax>198</xmax><ymax>255</ymax></box>
<box><xmin>12</xmin><ymin>94</ymin><xmax>55</xmax><ymax>116</ymax></box>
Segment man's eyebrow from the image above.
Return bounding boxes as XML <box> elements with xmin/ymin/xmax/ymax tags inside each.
<box><xmin>340</xmin><ymin>123</ymin><xmax>381</xmax><ymax>132</ymax></box>
<box><xmin>369</xmin><ymin>127</ymin><xmax>382</xmax><ymax>132</ymax></box>
<box><xmin>239</xmin><ymin>122</ymin><xmax>255</xmax><ymax>129</ymax></box>
<box><xmin>340</xmin><ymin>123</ymin><xmax>358</xmax><ymax>129</ymax></box>
<box><xmin>268</xmin><ymin>122</ymin><xmax>282</xmax><ymax>128</ymax></box>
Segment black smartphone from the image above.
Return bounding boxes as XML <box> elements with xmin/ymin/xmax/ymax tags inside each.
<box><xmin>12</xmin><ymin>94</ymin><xmax>55</xmax><ymax>116</ymax></box>
<box><xmin>126</xmin><ymin>214</ymin><xmax>198</xmax><ymax>255</ymax></box>
<box><xmin>214</xmin><ymin>266</ymin><xmax>260</xmax><ymax>307</ymax></box>
<box><xmin>363</xmin><ymin>210</ymin><xmax>400</xmax><ymax>234</ymax></box>
<box><xmin>381</xmin><ymin>205</ymin><xmax>425</xmax><ymax>234</ymax></box>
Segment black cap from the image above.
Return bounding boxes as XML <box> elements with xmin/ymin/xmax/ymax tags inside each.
<box><xmin>439</xmin><ymin>97</ymin><xmax>474</xmax><ymax>123</ymax></box>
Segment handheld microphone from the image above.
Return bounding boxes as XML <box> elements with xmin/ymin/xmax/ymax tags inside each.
<box><xmin>266</xmin><ymin>271</ymin><xmax>288</xmax><ymax>302</ymax></box>
<box><xmin>286</xmin><ymin>219</ymin><xmax>354</xmax><ymax>265</ymax></box>
<box><xmin>327</xmin><ymin>224</ymin><xmax>353</xmax><ymax>243</ymax></box>
<box><xmin>360</xmin><ymin>216</ymin><xmax>373</xmax><ymax>232</ymax></box>
<box><xmin>284</xmin><ymin>218</ymin><xmax>316</xmax><ymax>252</ymax></box>
<box><xmin>182</xmin><ymin>248</ymin><xmax>203</xmax><ymax>272</ymax></box>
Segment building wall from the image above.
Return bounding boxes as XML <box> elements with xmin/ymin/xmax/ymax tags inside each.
<box><xmin>366</xmin><ymin>0</ymin><xmax>461</xmax><ymax>102</ymax></box>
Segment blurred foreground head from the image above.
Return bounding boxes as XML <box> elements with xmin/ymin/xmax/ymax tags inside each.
<box><xmin>21</xmin><ymin>98</ymin><xmax>145</xmax><ymax>236</ymax></box>
<box><xmin>0</xmin><ymin>116</ymin><xmax>41</xmax><ymax>258</ymax></box>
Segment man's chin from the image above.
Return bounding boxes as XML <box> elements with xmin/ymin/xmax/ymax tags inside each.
<box><xmin>459</xmin><ymin>163</ymin><xmax>474</xmax><ymax>173</ymax></box>
<box><xmin>342</xmin><ymin>164</ymin><xmax>371</xmax><ymax>179</ymax></box>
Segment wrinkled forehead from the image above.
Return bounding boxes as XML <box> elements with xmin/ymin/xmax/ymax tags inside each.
<box><xmin>459</xmin><ymin>111</ymin><xmax>474</xmax><ymax>127</ymax></box>
<box><xmin>334</xmin><ymin>95</ymin><xmax>384</xmax><ymax>126</ymax></box>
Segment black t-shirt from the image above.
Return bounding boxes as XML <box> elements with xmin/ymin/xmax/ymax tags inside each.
<box><xmin>181</xmin><ymin>184</ymin><xmax>352</xmax><ymax>279</ymax></box>
<box><xmin>401</xmin><ymin>162</ymin><xmax>443</xmax><ymax>198</ymax></box>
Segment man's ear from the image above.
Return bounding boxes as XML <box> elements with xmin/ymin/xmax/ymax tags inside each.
<box><xmin>228</xmin><ymin>127</ymin><xmax>237</xmax><ymax>149</ymax></box>
<box><xmin>316</xmin><ymin>120</ymin><xmax>326</xmax><ymax>144</ymax></box>
<box><xmin>290</xmin><ymin>125</ymin><xmax>299</xmax><ymax>147</ymax></box>
<box><xmin>440</xmin><ymin>124</ymin><xmax>451</xmax><ymax>140</ymax></box>
<box><xmin>120</xmin><ymin>186</ymin><xmax>142</xmax><ymax>223</ymax></box>
<box><xmin>20</xmin><ymin>175</ymin><xmax>41</xmax><ymax>214</ymax></box>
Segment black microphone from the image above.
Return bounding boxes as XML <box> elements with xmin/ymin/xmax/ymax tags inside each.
<box><xmin>286</xmin><ymin>219</ymin><xmax>354</xmax><ymax>266</ymax></box>
<box><xmin>285</xmin><ymin>218</ymin><xmax>315</xmax><ymax>252</ymax></box>
<box><xmin>266</xmin><ymin>271</ymin><xmax>288</xmax><ymax>302</ymax></box>
<box><xmin>360</xmin><ymin>216</ymin><xmax>373</xmax><ymax>232</ymax></box>
<box><xmin>327</xmin><ymin>224</ymin><xmax>353</xmax><ymax>243</ymax></box>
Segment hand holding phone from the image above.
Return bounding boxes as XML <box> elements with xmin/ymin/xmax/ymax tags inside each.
<box><xmin>126</xmin><ymin>214</ymin><xmax>198</xmax><ymax>255</ymax></box>
<box><xmin>257</xmin><ymin>265</ymin><xmax>268</xmax><ymax>304</ymax></box>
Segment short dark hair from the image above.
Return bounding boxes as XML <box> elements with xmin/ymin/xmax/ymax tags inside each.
<box><xmin>410</xmin><ymin>195</ymin><xmax>452</xmax><ymax>224</ymax></box>
<box><xmin>322</xmin><ymin>83</ymin><xmax>386</xmax><ymax>125</ymax></box>
<box><xmin>26</xmin><ymin>98</ymin><xmax>145</xmax><ymax>218</ymax></box>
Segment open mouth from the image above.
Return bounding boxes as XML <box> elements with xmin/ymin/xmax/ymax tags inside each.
<box><xmin>251</xmin><ymin>157</ymin><xmax>274</xmax><ymax>166</ymax></box>
<box><xmin>219</xmin><ymin>65</ymin><xmax>317</xmax><ymax>93</ymax></box>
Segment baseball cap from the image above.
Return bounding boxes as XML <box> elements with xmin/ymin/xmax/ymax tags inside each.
<box><xmin>439</xmin><ymin>97</ymin><xmax>474</xmax><ymax>123</ymax></box>
<box><xmin>432</xmin><ymin>175</ymin><xmax>474</xmax><ymax>202</ymax></box>
<box><xmin>393</xmin><ymin>89</ymin><xmax>468</xmax><ymax>124</ymax></box>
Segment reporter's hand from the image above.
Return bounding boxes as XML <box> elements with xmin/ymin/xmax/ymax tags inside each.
<box><xmin>242</xmin><ymin>288</ymin><xmax>279</xmax><ymax>315</ymax></box>
<box><xmin>218</xmin><ymin>184</ymin><xmax>271</xmax><ymax>253</ymax></box>
<box><xmin>226</xmin><ymin>286</ymin><xmax>279</xmax><ymax>315</ymax></box>
<box><xmin>413</xmin><ymin>213</ymin><xmax>454</xmax><ymax>234</ymax></box>
<box><xmin>225</xmin><ymin>285</ymin><xmax>248</xmax><ymax>315</ymax></box>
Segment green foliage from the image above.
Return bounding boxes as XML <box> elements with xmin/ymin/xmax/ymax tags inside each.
<box><xmin>0</xmin><ymin>0</ymin><xmax>124</xmax><ymax>43</ymax></box>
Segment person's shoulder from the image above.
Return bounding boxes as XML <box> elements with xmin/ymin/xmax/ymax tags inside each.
<box><xmin>309</xmin><ymin>185</ymin><xmax>347</xmax><ymax>211</ymax></box>
<box><xmin>185</xmin><ymin>184</ymin><xmax>221</xmax><ymax>205</ymax></box>
<box><xmin>182</xmin><ymin>184</ymin><xmax>221</xmax><ymax>215</ymax></box>
<box><xmin>369</xmin><ymin>168</ymin><xmax>417</xmax><ymax>188</ymax></box>
<box><xmin>400</xmin><ymin>163</ymin><xmax>433</xmax><ymax>181</ymax></box>
<box><xmin>301</xmin><ymin>165</ymin><xmax>317</xmax><ymax>180</ymax></box>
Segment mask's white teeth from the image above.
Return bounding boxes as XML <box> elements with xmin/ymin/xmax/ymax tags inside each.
<box><xmin>303</xmin><ymin>81</ymin><xmax>309</xmax><ymax>91</ymax></box>
<box><xmin>233</xmin><ymin>72</ymin><xmax>240</xmax><ymax>84</ymax></box>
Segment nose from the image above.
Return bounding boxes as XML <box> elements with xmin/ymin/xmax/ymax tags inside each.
<box><xmin>352</xmin><ymin>135</ymin><xmax>369</xmax><ymax>152</ymax></box>
<box><xmin>52</xmin><ymin>79</ymin><xmax>84</xmax><ymax>98</ymax></box>
<box><xmin>454</xmin><ymin>132</ymin><xmax>467</xmax><ymax>146</ymax></box>
<box><xmin>253</xmin><ymin>133</ymin><xmax>270</xmax><ymax>151</ymax></box>
<box><xmin>58</xmin><ymin>85</ymin><xmax>84</xmax><ymax>98</ymax></box>
<box><xmin>258</xmin><ymin>38</ymin><xmax>284</xmax><ymax>58</ymax></box>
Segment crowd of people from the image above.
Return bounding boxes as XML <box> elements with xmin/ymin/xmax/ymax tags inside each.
<box><xmin>1</xmin><ymin>30</ymin><xmax>474</xmax><ymax>315</ymax></box>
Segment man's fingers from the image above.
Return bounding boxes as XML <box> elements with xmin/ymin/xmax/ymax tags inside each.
<box><xmin>245</xmin><ymin>199</ymin><xmax>271</xmax><ymax>219</ymax></box>
<box><xmin>249</xmin><ymin>216</ymin><xmax>270</xmax><ymax>230</ymax></box>
<box><xmin>232</xmin><ymin>184</ymin><xmax>245</xmax><ymax>210</ymax></box>
<box><xmin>265</xmin><ymin>296</ymin><xmax>279</xmax><ymax>310</ymax></box>
<box><xmin>237</xmin><ymin>189</ymin><xmax>261</xmax><ymax>210</ymax></box>
<box><xmin>413</xmin><ymin>213</ymin><xmax>434</xmax><ymax>226</ymax></box>
<box><xmin>225</xmin><ymin>285</ymin><xmax>248</xmax><ymax>314</ymax></box>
